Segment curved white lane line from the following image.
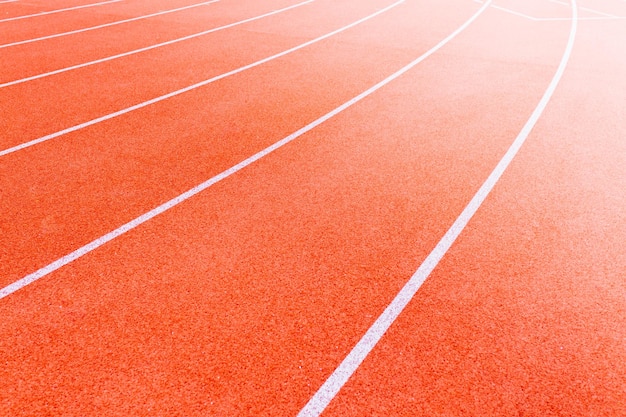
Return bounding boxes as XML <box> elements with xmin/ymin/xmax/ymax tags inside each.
<box><xmin>0</xmin><ymin>0</ymin><xmax>121</xmax><ymax>23</ymax></box>
<box><xmin>0</xmin><ymin>0</ymin><xmax>404</xmax><ymax>158</ymax></box>
<box><xmin>0</xmin><ymin>0</ymin><xmax>406</xmax><ymax>299</ymax></box>
<box><xmin>297</xmin><ymin>1</ymin><xmax>578</xmax><ymax>416</ymax></box>
<box><xmin>0</xmin><ymin>0</ymin><xmax>312</xmax><ymax>88</ymax></box>
<box><xmin>0</xmin><ymin>0</ymin><xmax>219</xmax><ymax>49</ymax></box>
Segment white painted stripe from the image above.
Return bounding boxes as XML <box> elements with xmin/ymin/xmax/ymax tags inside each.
<box><xmin>297</xmin><ymin>1</ymin><xmax>579</xmax><ymax>416</ymax></box>
<box><xmin>0</xmin><ymin>0</ymin><xmax>406</xmax><ymax>300</ymax></box>
<box><xmin>549</xmin><ymin>0</ymin><xmax>616</xmax><ymax>17</ymax></box>
<box><xmin>0</xmin><ymin>0</ymin><xmax>219</xmax><ymax>49</ymax></box>
<box><xmin>574</xmin><ymin>16</ymin><xmax>626</xmax><ymax>20</ymax></box>
<box><xmin>492</xmin><ymin>4</ymin><xmax>620</xmax><ymax>21</ymax></box>
<box><xmin>543</xmin><ymin>15</ymin><xmax>623</xmax><ymax>20</ymax></box>
<box><xmin>579</xmin><ymin>6</ymin><xmax>616</xmax><ymax>17</ymax></box>
<box><xmin>0</xmin><ymin>0</ymin><xmax>18</xmax><ymax>4</ymax></box>
<box><xmin>0</xmin><ymin>0</ymin><xmax>121</xmax><ymax>23</ymax></box>
<box><xmin>491</xmin><ymin>5</ymin><xmax>539</xmax><ymax>21</ymax></box>
<box><xmin>475</xmin><ymin>0</ymin><xmax>622</xmax><ymax>21</ymax></box>
<box><xmin>0</xmin><ymin>0</ymin><xmax>311</xmax><ymax>88</ymax></box>
<box><xmin>472</xmin><ymin>0</ymin><xmax>540</xmax><ymax>21</ymax></box>
<box><xmin>0</xmin><ymin>0</ymin><xmax>401</xmax><ymax>158</ymax></box>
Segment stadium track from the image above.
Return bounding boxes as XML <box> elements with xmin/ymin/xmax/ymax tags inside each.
<box><xmin>1</xmin><ymin>0</ymin><xmax>625</xmax><ymax>415</ymax></box>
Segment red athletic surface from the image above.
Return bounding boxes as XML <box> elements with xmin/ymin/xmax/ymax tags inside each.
<box><xmin>1</xmin><ymin>0</ymin><xmax>624</xmax><ymax>415</ymax></box>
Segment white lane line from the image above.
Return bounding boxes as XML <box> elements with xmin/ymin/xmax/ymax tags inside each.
<box><xmin>491</xmin><ymin>4</ymin><xmax>540</xmax><ymax>21</ymax></box>
<box><xmin>0</xmin><ymin>0</ymin><xmax>311</xmax><ymax>88</ymax></box>
<box><xmin>492</xmin><ymin>5</ymin><xmax>619</xmax><ymax>21</ymax></box>
<box><xmin>0</xmin><ymin>0</ymin><xmax>18</xmax><ymax>4</ymax></box>
<box><xmin>0</xmin><ymin>0</ymin><xmax>121</xmax><ymax>23</ymax></box>
<box><xmin>472</xmin><ymin>0</ymin><xmax>540</xmax><ymax>21</ymax></box>
<box><xmin>549</xmin><ymin>0</ymin><xmax>616</xmax><ymax>17</ymax></box>
<box><xmin>0</xmin><ymin>0</ymin><xmax>407</xmax><ymax>300</ymax></box>
<box><xmin>474</xmin><ymin>0</ymin><xmax>622</xmax><ymax>21</ymax></box>
<box><xmin>0</xmin><ymin>0</ymin><xmax>401</xmax><ymax>158</ymax></box>
<box><xmin>298</xmin><ymin>1</ymin><xmax>578</xmax><ymax>415</ymax></box>
<box><xmin>577</xmin><ymin>6</ymin><xmax>616</xmax><ymax>16</ymax></box>
<box><xmin>0</xmin><ymin>0</ymin><xmax>219</xmax><ymax>49</ymax></box>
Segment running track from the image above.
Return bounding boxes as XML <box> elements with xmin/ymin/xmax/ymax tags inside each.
<box><xmin>1</xmin><ymin>0</ymin><xmax>625</xmax><ymax>415</ymax></box>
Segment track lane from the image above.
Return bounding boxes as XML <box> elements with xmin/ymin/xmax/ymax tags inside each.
<box><xmin>300</xmin><ymin>0</ymin><xmax>578</xmax><ymax>411</ymax></box>
<box><xmin>0</xmin><ymin>1</ymin><xmax>576</xmax><ymax>414</ymax></box>
<box><xmin>317</xmin><ymin>6</ymin><xmax>626</xmax><ymax>417</ymax></box>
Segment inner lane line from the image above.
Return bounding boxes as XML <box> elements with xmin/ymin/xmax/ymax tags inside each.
<box><xmin>0</xmin><ymin>0</ymin><xmax>311</xmax><ymax>88</ymax></box>
<box><xmin>297</xmin><ymin>0</ymin><xmax>578</xmax><ymax>415</ymax></box>
<box><xmin>0</xmin><ymin>0</ymin><xmax>401</xmax><ymax>158</ymax></box>
<box><xmin>0</xmin><ymin>0</ymin><xmax>122</xmax><ymax>23</ymax></box>
<box><xmin>0</xmin><ymin>0</ymin><xmax>220</xmax><ymax>49</ymax></box>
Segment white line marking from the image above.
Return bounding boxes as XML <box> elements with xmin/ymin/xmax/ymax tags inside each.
<box><xmin>0</xmin><ymin>0</ymin><xmax>401</xmax><ymax>158</ymax></box>
<box><xmin>0</xmin><ymin>0</ymin><xmax>219</xmax><ymax>49</ymax></box>
<box><xmin>493</xmin><ymin>4</ymin><xmax>620</xmax><ymax>21</ymax></box>
<box><xmin>471</xmin><ymin>0</ymin><xmax>540</xmax><ymax>21</ymax></box>
<box><xmin>0</xmin><ymin>0</ymin><xmax>311</xmax><ymax>88</ymax></box>
<box><xmin>579</xmin><ymin>5</ymin><xmax>616</xmax><ymax>16</ymax></box>
<box><xmin>0</xmin><ymin>0</ymin><xmax>121</xmax><ymax>23</ymax></box>
<box><xmin>491</xmin><ymin>4</ymin><xmax>539</xmax><ymax>21</ymax></box>
<box><xmin>297</xmin><ymin>1</ymin><xmax>578</xmax><ymax>415</ymax></box>
<box><xmin>549</xmin><ymin>0</ymin><xmax>616</xmax><ymax>17</ymax></box>
<box><xmin>0</xmin><ymin>0</ymin><xmax>18</xmax><ymax>4</ymax></box>
<box><xmin>474</xmin><ymin>0</ymin><xmax>623</xmax><ymax>21</ymax></box>
<box><xmin>0</xmin><ymin>0</ymin><xmax>406</xmax><ymax>300</ymax></box>
<box><xmin>575</xmin><ymin>16</ymin><xmax>626</xmax><ymax>19</ymax></box>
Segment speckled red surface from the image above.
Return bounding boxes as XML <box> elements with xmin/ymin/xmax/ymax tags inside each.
<box><xmin>1</xmin><ymin>0</ymin><xmax>624</xmax><ymax>415</ymax></box>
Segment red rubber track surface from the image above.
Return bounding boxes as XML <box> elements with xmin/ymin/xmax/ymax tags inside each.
<box><xmin>0</xmin><ymin>0</ymin><xmax>624</xmax><ymax>415</ymax></box>
<box><xmin>0</xmin><ymin>0</ymin><xmax>225</xmax><ymax>44</ymax></box>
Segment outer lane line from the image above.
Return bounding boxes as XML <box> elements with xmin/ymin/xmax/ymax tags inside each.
<box><xmin>492</xmin><ymin>6</ymin><xmax>620</xmax><ymax>21</ymax></box>
<box><xmin>474</xmin><ymin>0</ymin><xmax>622</xmax><ymax>21</ymax></box>
<box><xmin>0</xmin><ymin>0</ymin><xmax>121</xmax><ymax>23</ymax></box>
<box><xmin>0</xmin><ymin>0</ymin><xmax>18</xmax><ymax>4</ymax></box>
<box><xmin>549</xmin><ymin>0</ymin><xmax>616</xmax><ymax>17</ymax></box>
<box><xmin>297</xmin><ymin>0</ymin><xmax>578</xmax><ymax>415</ymax></box>
<box><xmin>0</xmin><ymin>0</ymin><xmax>311</xmax><ymax>88</ymax></box>
<box><xmin>0</xmin><ymin>0</ymin><xmax>402</xmax><ymax>158</ymax></box>
<box><xmin>0</xmin><ymin>0</ymin><xmax>406</xmax><ymax>299</ymax></box>
<box><xmin>0</xmin><ymin>0</ymin><xmax>220</xmax><ymax>49</ymax></box>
